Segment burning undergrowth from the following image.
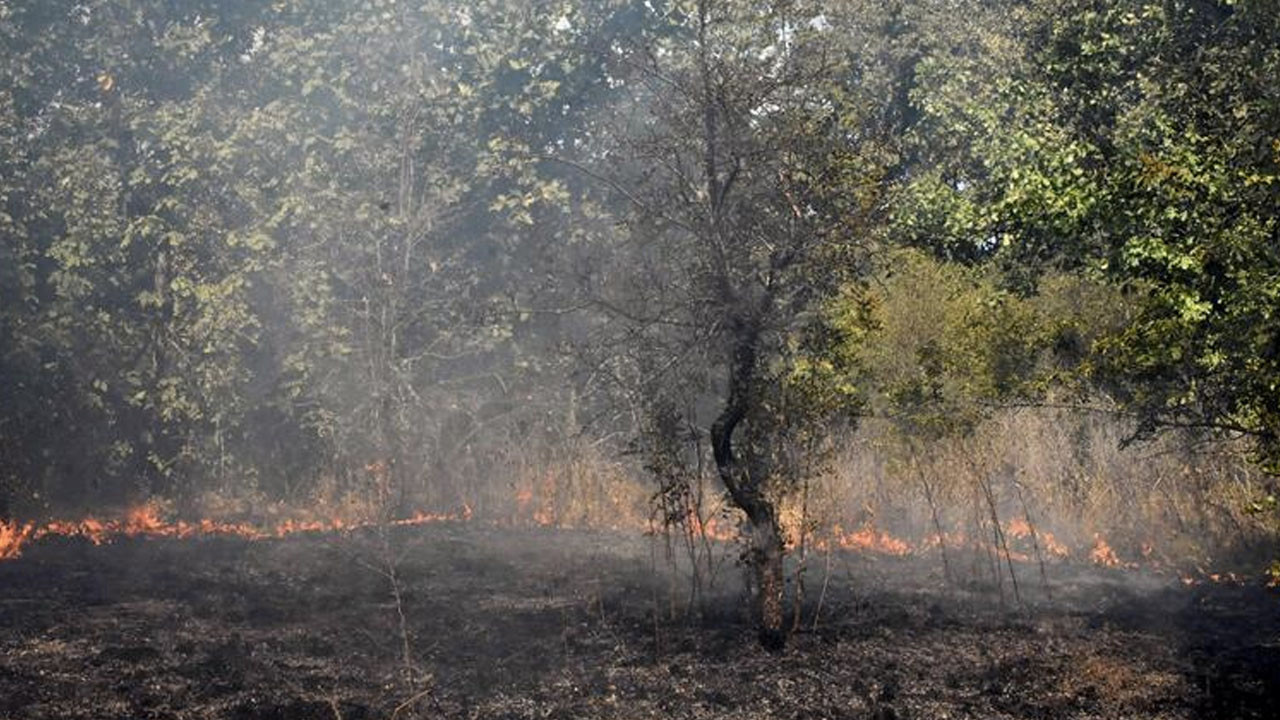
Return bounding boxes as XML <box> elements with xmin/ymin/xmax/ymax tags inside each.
<box><xmin>0</xmin><ymin>503</ymin><xmax>467</xmax><ymax>562</ymax></box>
<box><xmin>5</xmin><ymin>408</ymin><xmax>1275</xmax><ymax>585</ymax></box>
<box><xmin>1</xmin><ymin>411</ymin><xmax>1276</xmax><ymax>718</ymax></box>
<box><xmin>1</xmin><ymin>493</ymin><xmax>1268</xmax><ymax>591</ymax></box>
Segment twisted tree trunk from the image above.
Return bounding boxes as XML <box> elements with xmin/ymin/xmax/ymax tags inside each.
<box><xmin>710</xmin><ymin>324</ymin><xmax>788</xmax><ymax>650</ymax></box>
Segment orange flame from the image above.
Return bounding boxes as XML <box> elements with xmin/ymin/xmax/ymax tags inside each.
<box><xmin>1179</xmin><ymin>569</ymin><xmax>1254</xmax><ymax>587</ymax></box>
<box><xmin>0</xmin><ymin>521</ymin><xmax>34</xmax><ymax>560</ymax></box>
<box><xmin>1088</xmin><ymin>534</ymin><xmax>1131</xmax><ymax>568</ymax></box>
<box><xmin>1</xmin><ymin>500</ymin><xmax>472</xmax><ymax>560</ymax></box>
<box><xmin>3</xmin><ymin>498</ymin><xmax>1263</xmax><ymax>590</ymax></box>
<box><xmin>686</xmin><ymin>512</ymin><xmax>738</xmax><ymax>542</ymax></box>
<box><xmin>1005</xmin><ymin>518</ymin><xmax>1071</xmax><ymax>558</ymax></box>
<box><xmin>921</xmin><ymin>530</ymin><xmax>968</xmax><ymax>550</ymax></box>
<box><xmin>512</xmin><ymin>473</ymin><xmax>558</xmax><ymax>527</ymax></box>
<box><xmin>824</xmin><ymin>523</ymin><xmax>912</xmax><ymax>556</ymax></box>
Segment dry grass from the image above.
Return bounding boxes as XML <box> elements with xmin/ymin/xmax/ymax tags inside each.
<box><xmin>140</xmin><ymin>407</ymin><xmax>1276</xmax><ymax>581</ymax></box>
<box><xmin>811</xmin><ymin>408</ymin><xmax>1276</xmax><ymax>575</ymax></box>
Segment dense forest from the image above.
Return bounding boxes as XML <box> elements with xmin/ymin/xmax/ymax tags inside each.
<box><xmin>2</xmin><ymin>0</ymin><xmax>1278</xmax><ymax>652</ymax></box>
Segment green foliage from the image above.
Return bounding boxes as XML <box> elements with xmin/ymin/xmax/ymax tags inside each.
<box><xmin>829</xmin><ymin>250</ymin><xmax>1126</xmax><ymax>438</ymax></box>
<box><xmin>1</xmin><ymin>0</ymin><xmax>1276</xmax><ymax>547</ymax></box>
<box><xmin>0</xmin><ymin>0</ymin><xmax>279</xmax><ymax>502</ymax></box>
<box><xmin>0</xmin><ymin>0</ymin><xmax>603</xmax><ymax>512</ymax></box>
<box><xmin>1039</xmin><ymin>1</ymin><xmax>1280</xmax><ymax>471</ymax></box>
<box><xmin>898</xmin><ymin>0</ymin><xmax>1280</xmax><ymax>474</ymax></box>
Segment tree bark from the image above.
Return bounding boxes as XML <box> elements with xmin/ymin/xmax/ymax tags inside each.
<box><xmin>750</xmin><ymin>508</ymin><xmax>787</xmax><ymax>651</ymax></box>
<box><xmin>709</xmin><ymin>323</ymin><xmax>788</xmax><ymax>650</ymax></box>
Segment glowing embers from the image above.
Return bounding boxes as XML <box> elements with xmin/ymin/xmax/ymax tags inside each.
<box><xmin>390</xmin><ymin>505</ymin><xmax>472</xmax><ymax>527</ymax></box>
<box><xmin>31</xmin><ymin>505</ymin><xmax>268</xmax><ymax>547</ymax></box>
<box><xmin>808</xmin><ymin>518</ymin><xmax>1065</xmax><ymax>561</ymax></box>
<box><xmin>685</xmin><ymin>511</ymin><xmax>738</xmax><ymax>543</ymax></box>
<box><xmin>1178</xmin><ymin>569</ymin><xmax>1250</xmax><ymax>587</ymax></box>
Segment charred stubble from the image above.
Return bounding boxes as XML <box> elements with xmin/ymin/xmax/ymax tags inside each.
<box><xmin>0</xmin><ymin>524</ymin><xmax>1276</xmax><ymax>720</ymax></box>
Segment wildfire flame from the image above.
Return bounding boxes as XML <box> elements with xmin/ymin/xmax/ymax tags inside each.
<box><xmin>0</xmin><ymin>500</ymin><xmax>1262</xmax><ymax>588</ymax></box>
<box><xmin>1088</xmin><ymin>534</ymin><xmax>1134</xmax><ymax>569</ymax></box>
<box><xmin>684</xmin><ymin>511</ymin><xmax>738</xmax><ymax>542</ymax></box>
<box><xmin>0</xmin><ymin>501</ymin><xmax>471</xmax><ymax>561</ymax></box>
<box><xmin>514</xmin><ymin>475</ymin><xmax>556</xmax><ymax>527</ymax></box>
<box><xmin>0</xmin><ymin>521</ymin><xmax>34</xmax><ymax>561</ymax></box>
<box><xmin>824</xmin><ymin>523</ymin><xmax>912</xmax><ymax>556</ymax></box>
<box><xmin>1005</xmin><ymin>518</ymin><xmax>1071</xmax><ymax>558</ymax></box>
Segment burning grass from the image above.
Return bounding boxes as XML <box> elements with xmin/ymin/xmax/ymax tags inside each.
<box><xmin>0</xmin><ymin>503</ymin><xmax>469</xmax><ymax>562</ymax></box>
<box><xmin>5</xmin><ymin>407</ymin><xmax>1274</xmax><ymax>589</ymax></box>
<box><xmin>1</xmin><ymin>408</ymin><xmax>1275</xmax><ymax>717</ymax></box>
<box><xmin>1</xmin><ymin>497</ymin><xmax>1267</xmax><ymax>590</ymax></box>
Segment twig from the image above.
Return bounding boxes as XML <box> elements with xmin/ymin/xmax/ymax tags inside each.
<box><xmin>390</xmin><ymin>687</ymin><xmax>436</xmax><ymax>720</ymax></box>
<box><xmin>534</xmin><ymin>153</ymin><xmax>696</xmax><ymax>234</ymax></box>
<box><xmin>1014</xmin><ymin>479</ymin><xmax>1052</xmax><ymax>600</ymax></box>
<box><xmin>918</xmin><ymin>464</ymin><xmax>953</xmax><ymax>588</ymax></box>
<box><xmin>973</xmin><ymin>480</ymin><xmax>1003</xmax><ymax>608</ymax></box>
<box><xmin>376</xmin><ymin>523</ymin><xmax>418</xmax><ymax>693</ymax></box>
<box><xmin>648</xmin><ymin>519</ymin><xmax>665</xmax><ymax>659</ymax></box>
<box><xmin>980</xmin><ymin>475</ymin><xmax>1022</xmax><ymax>608</ymax></box>
<box><xmin>791</xmin><ymin>474</ymin><xmax>810</xmax><ymax>633</ymax></box>
<box><xmin>811</xmin><ymin>544</ymin><xmax>832</xmax><ymax>633</ymax></box>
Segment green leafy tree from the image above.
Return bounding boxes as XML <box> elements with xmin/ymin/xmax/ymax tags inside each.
<box><xmin>898</xmin><ymin>0</ymin><xmax>1280</xmax><ymax>477</ymax></box>
<box><xmin>0</xmin><ymin>0</ymin><xmax>575</xmax><ymax>512</ymax></box>
<box><xmin>0</xmin><ymin>1</ymin><xmax>279</xmax><ymax>506</ymax></box>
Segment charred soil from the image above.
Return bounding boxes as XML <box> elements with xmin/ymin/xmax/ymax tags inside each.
<box><xmin>0</xmin><ymin>524</ymin><xmax>1276</xmax><ymax>719</ymax></box>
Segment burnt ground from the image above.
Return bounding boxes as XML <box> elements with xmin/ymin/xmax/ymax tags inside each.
<box><xmin>0</xmin><ymin>524</ymin><xmax>1277</xmax><ymax>720</ymax></box>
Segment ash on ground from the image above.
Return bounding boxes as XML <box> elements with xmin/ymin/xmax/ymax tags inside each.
<box><xmin>1</xmin><ymin>524</ymin><xmax>1276</xmax><ymax>719</ymax></box>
